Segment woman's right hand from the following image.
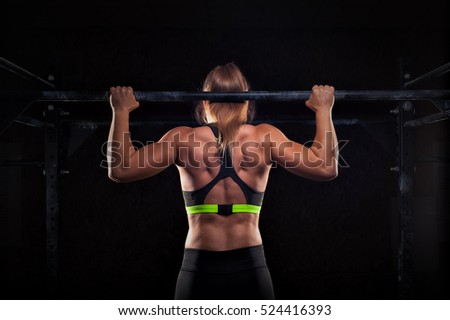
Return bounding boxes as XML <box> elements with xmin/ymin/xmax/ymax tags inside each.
<box><xmin>305</xmin><ymin>85</ymin><xmax>335</xmax><ymax>113</ymax></box>
<box><xmin>109</xmin><ymin>86</ymin><xmax>140</xmax><ymax>113</ymax></box>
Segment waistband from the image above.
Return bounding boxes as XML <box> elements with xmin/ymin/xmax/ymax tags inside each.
<box><xmin>180</xmin><ymin>245</ymin><xmax>268</xmax><ymax>274</ymax></box>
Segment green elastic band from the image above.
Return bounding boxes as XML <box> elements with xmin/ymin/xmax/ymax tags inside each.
<box><xmin>186</xmin><ymin>204</ymin><xmax>261</xmax><ymax>214</ymax></box>
<box><xmin>186</xmin><ymin>204</ymin><xmax>218</xmax><ymax>214</ymax></box>
<box><xmin>232</xmin><ymin>204</ymin><xmax>261</xmax><ymax>214</ymax></box>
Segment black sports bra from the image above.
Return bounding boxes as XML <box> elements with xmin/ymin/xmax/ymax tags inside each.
<box><xmin>182</xmin><ymin>124</ymin><xmax>264</xmax><ymax>216</ymax></box>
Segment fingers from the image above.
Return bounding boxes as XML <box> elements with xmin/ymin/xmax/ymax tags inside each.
<box><xmin>120</xmin><ymin>86</ymin><xmax>133</xmax><ymax>94</ymax></box>
<box><xmin>311</xmin><ymin>85</ymin><xmax>335</xmax><ymax>97</ymax></box>
<box><xmin>312</xmin><ymin>85</ymin><xmax>320</xmax><ymax>94</ymax></box>
<box><xmin>312</xmin><ymin>84</ymin><xmax>334</xmax><ymax>91</ymax></box>
<box><xmin>307</xmin><ymin>84</ymin><xmax>335</xmax><ymax>111</ymax></box>
<box><xmin>109</xmin><ymin>86</ymin><xmax>134</xmax><ymax>91</ymax></box>
<box><xmin>109</xmin><ymin>86</ymin><xmax>135</xmax><ymax>97</ymax></box>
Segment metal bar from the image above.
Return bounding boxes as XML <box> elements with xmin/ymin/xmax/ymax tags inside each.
<box><xmin>15</xmin><ymin>115</ymin><xmax>54</xmax><ymax>129</ymax></box>
<box><xmin>2</xmin><ymin>90</ymin><xmax>450</xmax><ymax>102</ymax></box>
<box><xmin>398</xmin><ymin>59</ymin><xmax>415</xmax><ymax>299</ymax></box>
<box><xmin>63</xmin><ymin>118</ymin><xmax>368</xmax><ymax>127</ymax></box>
<box><xmin>44</xmin><ymin>105</ymin><xmax>60</xmax><ymax>297</ymax></box>
<box><xmin>0</xmin><ymin>101</ymin><xmax>34</xmax><ymax>136</ymax></box>
<box><xmin>0</xmin><ymin>57</ymin><xmax>55</xmax><ymax>89</ymax></box>
<box><xmin>404</xmin><ymin>111</ymin><xmax>449</xmax><ymax>127</ymax></box>
<box><xmin>398</xmin><ymin>102</ymin><xmax>415</xmax><ymax>299</ymax></box>
<box><xmin>403</xmin><ymin>62</ymin><xmax>450</xmax><ymax>88</ymax></box>
<box><xmin>430</xmin><ymin>99</ymin><xmax>450</xmax><ymax>113</ymax></box>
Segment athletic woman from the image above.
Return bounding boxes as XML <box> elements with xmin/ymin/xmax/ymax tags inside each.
<box><xmin>107</xmin><ymin>63</ymin><xmax>338</xmax><ymax>299</ymax></box>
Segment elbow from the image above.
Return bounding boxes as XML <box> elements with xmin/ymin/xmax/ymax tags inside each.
<box><xmin>314</xmin><ymin>166</ymin><xmax>338</xmax><ymax>181</ymax></box>
<box><xmin>108</xmin><ymin>168</ymin><xmax>129</xmax><ymax>183</ymax></box>
<box><xmin>321</xmin><ymin>167</ymin><xmax>338</xmax><ymax>181</ymax></box>
<box><xmin>324</xmin><ymin>171</ymin><xmax>338</xmax><ymax>181</ymax></box>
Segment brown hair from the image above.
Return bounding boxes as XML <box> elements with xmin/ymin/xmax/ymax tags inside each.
<box><xmin>195</xmin><ymin>62</ymin><xmax>255</xmax><ymax>154</ymax></box>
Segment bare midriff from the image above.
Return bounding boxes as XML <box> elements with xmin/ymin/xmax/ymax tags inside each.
<box><xmin>185</xmin><ymin>213</ymin><xmax>262</xmax><ymax>251</ymax></box>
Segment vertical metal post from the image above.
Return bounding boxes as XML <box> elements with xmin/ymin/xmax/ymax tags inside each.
<box><xmin>398</xmin><ymin>59</ymin><xmax>415</xmax><ymax>298</ymax></box>
<box><xmin>44</xmin><ymin>104</ymin><xmax>60</xmax><ymax>296</ymax></box>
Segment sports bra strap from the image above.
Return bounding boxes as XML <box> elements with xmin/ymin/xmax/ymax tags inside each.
<box><xmin>182</xmin><ymin>123</ymin><xmax>265</xmax><ymax>211</ymax></box>
<box><xmin>206</xmin><ymin>123</ymin><xmax>220</xmax><ymax>140</ymax></box>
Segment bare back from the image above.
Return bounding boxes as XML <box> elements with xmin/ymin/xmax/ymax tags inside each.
<box><xmin>175</xmin><ymin>124</ymin><xmax>272</xmax><ymax>251</ymax></box>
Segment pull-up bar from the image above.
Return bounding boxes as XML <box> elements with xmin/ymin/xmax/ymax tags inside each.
<box><xmin>2</xmin><ymin>90</ymin><xmax>450</xmax><ymax>102</ymax></box>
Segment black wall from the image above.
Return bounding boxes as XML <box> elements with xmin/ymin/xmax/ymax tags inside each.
<box><xmin>1</xmin><ymin>0</ymin><xmax>449</xmax><ymax>299</ymax></box>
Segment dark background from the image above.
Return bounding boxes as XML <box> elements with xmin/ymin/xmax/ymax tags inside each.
<box><xmin>1</xmin><ymin>0</ymin><xmax>449</xmax><ymax>299</ymax></box>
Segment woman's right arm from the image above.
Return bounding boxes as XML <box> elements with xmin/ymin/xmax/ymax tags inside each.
<box><xmin>107</xmin><ymin>86</ymin><xmax>187</xmax><ymax>183</ymax></box>
<box><xmin>260</xmin><ymin>85</ymin><xmax>338</xmax><ymax>181</ymax></box>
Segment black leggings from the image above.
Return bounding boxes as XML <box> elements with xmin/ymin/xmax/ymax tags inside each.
<box><xmin>175</xmin><ymin>245</ymin><xmax>275</xmax><ymax>300</ymax></box>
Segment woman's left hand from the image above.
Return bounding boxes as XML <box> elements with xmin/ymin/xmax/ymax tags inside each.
<box><xmin>109</xmin><ymin>86</ymin><xmax>140</xmax><ymax>113</ymax></box>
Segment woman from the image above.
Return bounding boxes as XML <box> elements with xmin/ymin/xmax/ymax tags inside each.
<box><xmin>107</xmin><ymin>63</ymin><xmax>338</xmax><ymax>299</ymax></box>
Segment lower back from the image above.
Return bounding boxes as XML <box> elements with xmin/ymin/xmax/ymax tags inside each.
<box><xmin>185</xmin><ymin>214</ymin><xmax>262</xmax><ymax>251</ymax></box>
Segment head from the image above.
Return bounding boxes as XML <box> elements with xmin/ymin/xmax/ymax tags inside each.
<box><xmin>195</xmin><ymin>62</ymin><xmax>255</xmax><ymax>153</ymax></box>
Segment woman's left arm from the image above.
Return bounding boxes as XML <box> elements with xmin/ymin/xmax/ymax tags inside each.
<box><xmin>107</xmin><ymin>86</ymin><xmax>185</xmax><ymax>183</ymax></box>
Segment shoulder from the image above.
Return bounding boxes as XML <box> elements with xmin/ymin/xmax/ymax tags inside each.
<box><xmin>168</xmin><ymin>126</ymin><xmax>195</xmax><ymax>135</ymax></box>
<box><xmin>254</xmin><ymin>123</ymin><xmax>286</xmax><ymax>140</ymax></box>
<box><xmin>159</xmin><ymin>125</ymin><xmax>218</xmax><ymax>142</ymax></box>
<box><xmin>248</xmin><ymin>123</ymin><xmax>292</xmax><ymax>145</ymax></box>
<box><xmin>255</xmin><ymin>123</ymin><xmax>279</xmax><ymax>133</ymax></box>
<box><xmin>159</xmin><ymin>126</ymin><xmax>195</xmax><ymax>141</ymax></box>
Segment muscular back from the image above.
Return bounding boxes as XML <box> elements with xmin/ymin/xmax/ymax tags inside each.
<box><xmin>175</xmin><ymin>124</ymin><xmax>272</xmax><ymax>204</ymax></box>
<box><xmin>173</xmin><ymin>123</ymin><xmax>273</xmax><ymax>250</ymax></box>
